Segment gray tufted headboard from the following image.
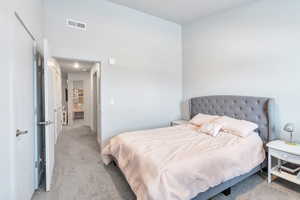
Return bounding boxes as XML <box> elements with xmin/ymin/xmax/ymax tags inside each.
<box><xmin>189</xmin><ymin>95</ymin><xmax>276</xmax><ymax>143</ymax></box>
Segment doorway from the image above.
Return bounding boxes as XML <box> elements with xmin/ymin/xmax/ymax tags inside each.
<box><xmin>55</xmin><ymin>57</ymin><xmax>101</xmax><ymax>138</ymax></box>
<box><xmin>31</xmin><ymin>56</ymin><xmax>102</xmax><ymax>198</ymax></box>
<box><xmin>33</xmin><ymin>40</ymin><xmax>63</xmax><ymax>192</ymax></box>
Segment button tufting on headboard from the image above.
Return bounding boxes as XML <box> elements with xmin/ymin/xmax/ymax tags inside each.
<box><xmin>189</xmin><ymin>95</ymin><xmax>276</xmax><ymax>144</ymax></box>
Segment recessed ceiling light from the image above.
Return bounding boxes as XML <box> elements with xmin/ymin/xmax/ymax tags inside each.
<box><xmin>74</xmin><ymin>62</ymin><xmax>79</xmax><ymax>68</ymax></box>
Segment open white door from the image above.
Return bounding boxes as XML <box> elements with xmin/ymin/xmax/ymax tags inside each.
<box><xmin>43</xmin><ymin>39</ymin><xmax>56</xmax><ymax>191</ymax></box>
<box><xmin>13</xmin><ymin>13</ymin><xmax>36</xmax><ymax>200</ymax></box>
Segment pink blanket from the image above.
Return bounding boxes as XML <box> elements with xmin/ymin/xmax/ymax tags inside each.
<box><xmin>102</xmin><ymin>124</ymin><xmax>265</xmax><ymax>200</ymax></box>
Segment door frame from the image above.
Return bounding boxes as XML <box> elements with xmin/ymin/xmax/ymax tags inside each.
<box><xmin>33</xmin><ymin>43</ymin><xmax>46</xmax><ymax>190</ymax></box>
<box><xmin>33</xmin><ymin>41</ymin><xmax>39</xmax><ymax>189</ymax></box>
<box><xmin>89</xmin><ymin>62</ymin><xmax>101</xmax><ymax>146</ymax></box>
<box><xmin>93</xmin><ymin>71</ymin><xmax>98</xmax><ymax>134</ymax></box>
<box><xmin>54</xmin><ymin>57</ymin><xmax>101</xmax><ymax>137</ymax></box>
<box><xmin>33</xmin><ymin>39</ymin><xmax>57</xmax><ymax>191</ymax></box>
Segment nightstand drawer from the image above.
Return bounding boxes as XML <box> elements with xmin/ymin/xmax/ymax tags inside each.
<box><xmin>269</xmin><ymin>148</ymin><xmax>300</xmax><ymax>165</ymax></box>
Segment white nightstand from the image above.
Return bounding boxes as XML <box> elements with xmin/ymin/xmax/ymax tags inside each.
<box><xmin>170</xmin><ymin>120</ymin><xmax>189</xmax><ymax>126</ymax></box>
<box><xmin>267</xmin><ymin>140</ymin><xmax>300</xmax><ymax>185</ymax></box>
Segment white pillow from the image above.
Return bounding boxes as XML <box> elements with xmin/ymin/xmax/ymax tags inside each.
<box><xmin>189</xmin><ymin>113</ymin><xmax>220</xmax><ymax>127</ymax></box>
<box><xmin>214</xmin><ymin>116</ymin><xmax>258</xmax><ymax>137</ymax></box>
<box><xmin>198</xmin><ymin>121</ymin><xmax>225</xmax><ymax>137</ymax></box>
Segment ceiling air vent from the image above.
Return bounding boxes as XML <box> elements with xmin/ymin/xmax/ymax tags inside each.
<box><xmin>66</xmin><ymin>19</ymin><xmax>86</xmax><ymax>31</ymax></box>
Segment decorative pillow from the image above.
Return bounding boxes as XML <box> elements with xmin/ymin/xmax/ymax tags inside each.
<box><xmin>214</xmin><ymin>116</ymin><xmax>258</xmax><ymax>137</ymax></box>
<box><xmin>198</xmin><ymin>121</ymin><xmax>225</xmax><ymax>137</ymax></box>
<box><xmin>189</xmin><ymin>113</ymin><xmax>220</xmax><ymax>127</ymax></box>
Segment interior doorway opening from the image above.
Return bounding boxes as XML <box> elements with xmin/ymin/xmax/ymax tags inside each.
<box><xmin>34</xmin><ymin>54</ymin><xmax>102</xmax><ymax>193</ymax></box>
<box><xmin>55</xmin><ymin>57</ymin><xmax>101</xmax><ymax>137</ymax></box>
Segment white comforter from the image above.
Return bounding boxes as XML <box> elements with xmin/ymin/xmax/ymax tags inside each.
<box><xmin>102</xmin><ymin>124</ymin><xmax>265</xmax><ymax>200</ymax></box>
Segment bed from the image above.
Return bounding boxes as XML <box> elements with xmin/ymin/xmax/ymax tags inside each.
<box><xmin>102</xmin><ymin>95</ymin><xmax>276</xmax><ymax>200</ymax></box>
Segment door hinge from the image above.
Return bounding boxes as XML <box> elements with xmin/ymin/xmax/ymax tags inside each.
<box><xmin>35</xmin><ymin>161</ymin><xmax>39</xmax><ymax>168</ymax></box>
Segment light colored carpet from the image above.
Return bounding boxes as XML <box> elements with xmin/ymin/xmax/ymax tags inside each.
<box><xmin>32</xmin><ymin>126</ymin><xmax>300</xmax><ymax>200</ymax></box>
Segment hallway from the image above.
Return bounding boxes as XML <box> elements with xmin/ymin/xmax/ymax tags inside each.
<box><xmin>32</xmin><ymin>126</ymin><xmax>135</xmax><ymax>200</ymax></box>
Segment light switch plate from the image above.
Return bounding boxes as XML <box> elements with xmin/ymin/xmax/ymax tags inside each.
<box><xmin>108</xmin><ymin>57</ymin><xmax>116</xmax><ymax>65</ymax></box>
<box><xmin>110</xmin><ymin>98</ymin><xmax>115</xmax><ymax>105</ymax></box>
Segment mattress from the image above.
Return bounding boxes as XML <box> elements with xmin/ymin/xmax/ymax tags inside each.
<box><xmin>102</xmin><ymin>124</ymin><xmax>265</xmax><ymax>200</ymax></box>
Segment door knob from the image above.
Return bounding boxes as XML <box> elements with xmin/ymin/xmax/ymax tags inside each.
<box><xmin>16</xmin><ymin>129</ymin><xmax>28</xmax><ymax>137</ymax></box>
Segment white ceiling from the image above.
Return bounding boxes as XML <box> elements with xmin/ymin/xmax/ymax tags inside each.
<box><xmin>107</xmin><ymin>0</ymin><xmax>255</xmax><ymax>24</ymax></box>
<box><xmin>55</xmin><ymin>57</ymin><xmax>95</xmax><ymax>73</ymax></box>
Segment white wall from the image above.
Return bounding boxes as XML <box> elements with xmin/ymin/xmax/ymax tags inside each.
<box><xmin>0</xmin><ymin>4</ymin><xmax>14</xmax><ymax>199</ymax></box>
<box><xmin>44</xmin><ymin>0</ymin><xmax>182</xmax><ymax>145</ymax></box>
<box><xmin>183</xmin><ymin>0</ymin><xmax>300</xmax><ymax>141</ymax></box>
<box><xmin>68</xmin><ymin>72</ymin><xmax>91</xmax><ymax>127</ymax></box>
<box><xmin>1</xmin><ymin>0</ymin><xmax>43</xmax><ymax>199</ymax></box>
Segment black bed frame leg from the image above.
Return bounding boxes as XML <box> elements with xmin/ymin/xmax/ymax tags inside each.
<box><xmin>222</xmin><ymin>187</ymin><xmax>231</xmax><ymax>196</ymax></box>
